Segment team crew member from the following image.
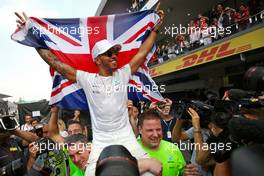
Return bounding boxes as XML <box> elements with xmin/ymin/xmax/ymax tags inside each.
<box><xmin>138</xmin><ymin>110</ymin><xmax>186</xmax><ymax>176</ymax></box>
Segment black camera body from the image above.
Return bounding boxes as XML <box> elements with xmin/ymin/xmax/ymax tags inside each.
<box><xmin>35</xmin><ymin>137</ymin><xmax>55</xmax><ymax>156</ymax></box>
<box><xmin>174</xmin><ymin>100</ymin><xmax>213</xmax><ymax>128</ymax></box>
<box><xmin>0</xmin><ymin>158</ymin><xmax>25</xmax><ymax>176</ymax></box>
<box><xmin>96</xmin><ymin>145</ymin><xmax>139</xmax><ymax>176</ymax></box>
<box><xmin>30</xmin><ymin>123</ymin><xmax>44</xmax><ymax>138</ymax></box>
<box><xmin>0</xmin><ymin>116</ymin><xmax>26</xmax><ymax>176</ymax></box>
<box><xmin>0</xmin><ymin>115</ymin><xmax>19</xmax><ymax>133</ymax></box>
<box><xmin>226</xmin><ymin>89</ymin><xmax>263</xmax><ymax>109</ymax></box>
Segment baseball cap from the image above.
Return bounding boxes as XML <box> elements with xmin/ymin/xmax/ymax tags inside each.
<box><xmin>92</xmin><ymin>39</ymin><xmax>121</xmax><ymax>61</ymax></box>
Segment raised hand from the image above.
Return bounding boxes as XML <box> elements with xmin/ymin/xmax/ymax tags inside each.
<box><xmin>149</xmin><ymin>101</ymin><xmax>158</xmax><ymax>109</ymax></box>
<box><xmin>164</xmin><ymin>98</ymin><xmax>172</xmax><ymax>106</ymax></box>
<box><xmin>50</xmin><ymin>106</ymin><xmax>59</xmax><ymax>113</ymax></box>
<box><xmin>184</xmin><ymin>164</ymin><xmax>201</xmax><ymax>176</ymax></box>
<box><xmin>28</xmin><ymin>142</ymin><xmax>39</xmax><ymax>159</ymax></box>
<box><xmin>154</xmin><ymin>3</ymin><xmax>165</xmax><ymax>30</ymax></box>
<box><xmin>127</xmin><ymin>100</ymin><xmax>134</xmax><ymax>109</ymax></box>
<box><xmin>15</xmin><ymin>12</ymin><xmax>28</xmax><ymax>28</ymax></box>
<box><xmin>187</xmin><ymin>107</ymin><xmax>201</xmax><ymax>129</ymax></box>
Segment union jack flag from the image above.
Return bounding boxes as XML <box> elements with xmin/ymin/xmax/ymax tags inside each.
<box><xmin>11</xmin><ymin>10</ymin><xmax>164</xmax><ymax>110</ymax></box>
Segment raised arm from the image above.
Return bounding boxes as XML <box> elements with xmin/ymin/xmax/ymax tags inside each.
<box><xmin>15</xmin><ymin>12</ymin><xmax>77</xmax><ymax>82</ymax></box>
<box><xmin>49</xmin><ymin>106</ymin><xmax>64</xmax><ymax>144</ymax></box>
<box><xmin>36</xmin><ymin>48</ymin><xmax>77</xmax><ymax>82</ymax></box>
<box><xmin>129</xmin><ymin>4</ymin><xmax>164</xmax><ymax>74</ymax></box>
<box><xmin>172</xmin><ymin>119</ymin><xmax>189</xmax><ymax>142</ymax></box>
<box><xmin>187</xmin><ymin>108</ymin><xmax>211</xmax><ymax>165</ymax></box>
<box><xmin>13</xmin><ymin>129</ymin><xmax>39</xmax><ymax>143</ymax></box>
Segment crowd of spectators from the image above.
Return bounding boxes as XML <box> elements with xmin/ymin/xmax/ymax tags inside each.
<box><xmin>1</xmin><ymin>2</ymin><xmax>263</xmax><ymax>175</ymax></box>
<box><xmin>149</xmin><ymin>1</ymin><xmax>264</xmax><ymax>66</ymax></box>
<box><xmin>127</xmin><ymin>0</ymin><xmax>148</xmax><ymax>12</ymax></box>
<box><xmin>0</xmin><ymin>65</ymin><xmax>263</xmax><ymax>175</ymax></box>
<box><xmin>126</xmin><ymin>64</ymin><xmax>264</xmax><ymax>175</ymax></box>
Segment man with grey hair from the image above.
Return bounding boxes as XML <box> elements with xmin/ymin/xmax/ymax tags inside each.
<box><xmin>65</xmin><ymin>134</ymin><xmax>91</xmax><ymax>171</ymax></box>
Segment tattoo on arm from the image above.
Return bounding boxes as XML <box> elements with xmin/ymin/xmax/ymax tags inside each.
<box><xmin>36</xmin><ymin>48</ymin><xmax>76</xmax><ymax>82</ymax></box>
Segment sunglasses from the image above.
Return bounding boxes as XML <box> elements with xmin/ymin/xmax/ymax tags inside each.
<box><xmin>101</xmin><ymin>48</ymin><xmax>119</xmax><ymax>57</ymax></box>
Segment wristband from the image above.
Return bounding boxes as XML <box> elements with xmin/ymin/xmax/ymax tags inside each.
<box><xmin>153</xmin><ymin>29</ymin><xmax>159</xmax><ymax>33</ymax></box>
<box><xmin>194</xmin><ymin>129</ymin><xmax>202</xmax><ymax>133</ymax></box>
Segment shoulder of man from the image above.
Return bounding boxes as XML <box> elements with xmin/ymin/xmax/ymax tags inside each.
<box><xmin>76</xmin><ymin>70</ymin><xmax>96</xmax><ymax>85</ymax></box>
<box><xmin>115</xmin><ymin>64</ymin><xmax>131</xmax><ymax>80</ymax></box>
<box><xmin>117</xmin><ymin>64</ymin><xmax>130</xmax><ymax>72</ymax></box>
<box><xmin>77</xmin><ymin>70</ymin><xmax>95</xmax><ymax>78</ymax></box>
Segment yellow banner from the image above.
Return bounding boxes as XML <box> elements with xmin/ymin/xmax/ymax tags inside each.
<box><xmin>150</xmin><ymin>27</ymin><xmax>264</xmax><ymax>77</ymax></box>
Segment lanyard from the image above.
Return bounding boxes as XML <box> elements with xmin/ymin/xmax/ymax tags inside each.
<box><xmin>162</xmin><ymin>119</ymin><xmax>172</xmax><ymax>130</ymax></box>
<box><xmin>163</xmin><ymin>119</ymin><xmax>173</xmax><ymax>139</ymax></box>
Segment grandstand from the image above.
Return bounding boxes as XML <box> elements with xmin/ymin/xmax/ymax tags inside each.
<box><xmin>0</xmin><ymin>93</ymin><xmax>17</xmax><ymax>115</ymax></box>
<box><xmin>97</xmin><ymin>0</ymin><xmax>264</xmax><ymax>99</ymax></box>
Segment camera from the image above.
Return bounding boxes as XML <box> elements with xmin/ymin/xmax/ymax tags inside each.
<box><xmin>31</xmin><ymin>123</ymin><xmax>44</xmax><ymax>138</ymax></box>
<box><xmin>225</xmin><ymin>89</ymin><xmax>263</xmax><ymax>109</ymax></box>
<box><xmin>34</xmin><ymin>137</ymin><xmax>55</xmax><ymax>156</ymax></box>
<box><xmin>0</xmin><ymin>115</ymin><xmax>27</xmax><ymax>176</ymax></box>
<box><xmin>96</xmin><ymin>145</ymin><xmax>139</xmax><ymax>176</ymax></box>
<box><xmin>243</xmin><ymin>66</ymin><xmax>264</xmax><ymax>92</ymax></box>
<box><xmin>174</xmin><ymin>100</ymin><xmax>213</xmax><ymax>127</ymax></box>
<box><xmin>0</xmin><ymin>115</ymin><xmax>19</xmax><ymax>133</ymax></box>
<box><xmin>214</xmin><ymin>100</ymin><xmax>239</xmax><ymax>115</ymax></box>
<box><xmin>0</xmin><ymin>158</ymin><xmax>25</xmax><ymax>176</ymax></box>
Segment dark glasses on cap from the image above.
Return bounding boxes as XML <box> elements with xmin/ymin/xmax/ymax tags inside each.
<box><xmin>101</xmin><ymin>47</ymin><xmax>120</xmax><ymax>57</ymax></box>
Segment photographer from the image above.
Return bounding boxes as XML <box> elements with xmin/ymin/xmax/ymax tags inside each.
<box><xmin>128</xmin><ymin>100</ymin><xmax>140</xmax><ymax>137</ymax></box>
<box><xmin>150</xmin><ymin>98</ymin><xmax>177</xmax><ymax>142</ymax></box>
<box><xmin>172</xmin><ymin>106</ymin><xmax>213</xmax><ymax>176</ymax></box>
<box><xmin>224</xmin><ymin>65</ymin><xmax>264</xmax><ymax>145</ymax></box>
<box><xmin>0</xmin><ymin>115</ymin><xmax>38</xmax><ymax>176</ymax></box>
<box><xmin>187</xmin><ymin>108</ymin><xmax>236</xmax><ymax>176</ymax></box>
<box><xmin>26</xmin><ymin>123</ymin><xmax>51</xmax><ymax>173</ymax></box>
<box><xmin>26</xmin><ymin>107</ymin><xmax>85</xmax><ymax>176</ymax></box>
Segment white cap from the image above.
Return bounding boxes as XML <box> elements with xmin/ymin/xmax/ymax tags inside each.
<box><xmin>91</xmin><ymin>39</ymin><xmax>121</xmax><ymax>60</ymax></box>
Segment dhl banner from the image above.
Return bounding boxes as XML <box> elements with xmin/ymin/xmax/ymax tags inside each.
<box><xmin>150</xmin><ymin>27</ymin><xmax>264</xmax><ymax>78</ymax></box>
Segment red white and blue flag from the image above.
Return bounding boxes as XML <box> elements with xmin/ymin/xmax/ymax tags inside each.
<box><xmin>11</xmin><ymin>10</ymin><xmax>164</xmax><ymax>110</ymax></box>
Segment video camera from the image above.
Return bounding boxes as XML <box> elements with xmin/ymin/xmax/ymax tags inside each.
<box><xmin>0</xmin><ymin>116</ymin><xmax>26</xmax><ymax>176</ymax></box>
<box><xmin>0</xmin><ymin>158</ymin><xmax>26</xmax><ymax>176</ymax></box>
<box><xmin>224</xmin><ymin>89</ymin><xmax>263</xmax><ymax>109</ymax></box>
<box><xmin>210</xmin><ymin>88</ymin><xmax>263</xmax><ymax>139</ymax></box>
<box><xmin>173</xmin><ymin>100</ymin><xmax>213</xmax><ymax>128</ymax></box>
<box><xmin>0</xmin><ymin>115</ymin><xmax>19</xmax><ymax>133</ymax></box>
<box><xmin>191</xmin><ymin>66</ymin><xmax>264</xmax><ymax>163</ymax></box>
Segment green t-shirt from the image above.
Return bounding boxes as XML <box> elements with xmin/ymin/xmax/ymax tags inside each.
<box><xmin>64</xmin><ymin>149</ymin><xmax>85</xmax><ymax>176</ymax></box>
<box><xmin>138</xmin><ymin>139</ymin><xmax>186</xmax><ymax>176</ymax></box>
<box><xmin>69</xmin><ymin>157</ymin><xmax>85</xmax><ymax>176</ymax></box>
